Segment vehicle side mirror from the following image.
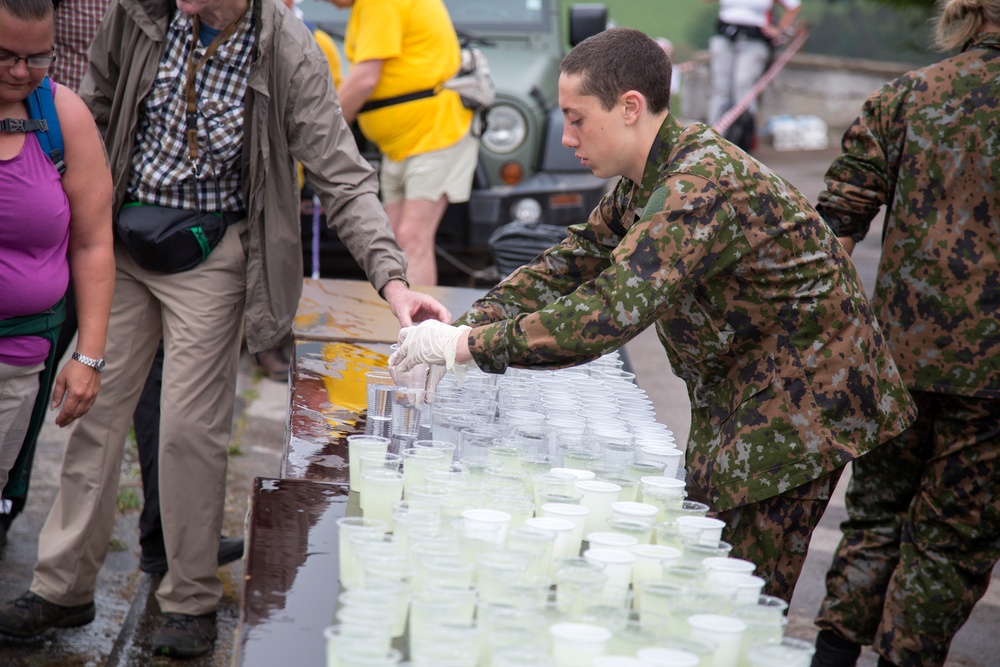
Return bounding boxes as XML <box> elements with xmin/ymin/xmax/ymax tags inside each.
<box><xmin>568</xmin><ymin>4</ymin><xmax>609</xmax><ymax>47</ymax></box>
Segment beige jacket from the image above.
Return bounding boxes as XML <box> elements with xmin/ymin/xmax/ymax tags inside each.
<box><xmin>80</xmin><ymin>0</ymin><xmax>408</xmax><ymax>352</ymax></box>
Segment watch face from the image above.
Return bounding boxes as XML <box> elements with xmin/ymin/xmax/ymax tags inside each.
<box><xmin>97</xmin><ymin>359</ymin><xmax>106</xmax><ymax>372</ymax></box>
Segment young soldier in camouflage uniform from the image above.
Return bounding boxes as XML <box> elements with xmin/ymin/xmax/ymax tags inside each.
<box><xmin>809</xmin><ymin>1</ymin><xmax>1000</xmax><ymax>665</ymax></box>
<box><xmin>389</xmin><ymin>27</ymin><xmax>916</xmax><ymax>603</ymax></box>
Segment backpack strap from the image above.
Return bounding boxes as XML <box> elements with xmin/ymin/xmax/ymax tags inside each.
<box><xmin>24</xmin><ymin>77</ymin><xmax>66</xmax><ymax>175</ymax></box>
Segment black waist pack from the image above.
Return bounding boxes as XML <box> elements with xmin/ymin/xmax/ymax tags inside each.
<box><xmin>115</xmin><ymin>203</ymin><xmax>240</xmax><ymax>274</ymax></box>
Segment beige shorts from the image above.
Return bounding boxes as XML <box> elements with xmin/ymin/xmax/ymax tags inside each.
<box><xmin>380</xmin><ymin>130</ymin><xmax>479</xmax><ymax>205</ymax></box>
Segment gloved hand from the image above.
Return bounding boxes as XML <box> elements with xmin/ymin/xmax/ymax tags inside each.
<box><xmin>388</xmin><ymin>319</ymin><xmax>471</xmax><ymax>375</ymax></box>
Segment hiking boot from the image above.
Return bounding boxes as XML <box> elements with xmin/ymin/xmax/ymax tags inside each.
<box><xmin>0</xmin><ymin>591</ymin><xmax>95</xmax><ymax>638</ymax></box>
<box><xmin>152</xmin><ymin>611</ymin><xmax>218</xmax><ymax>659</ymax></box>
<box><xmin>141</xmin><ymin>535</ymin><xmax>245</xmax><ymax>576</ymax></box>
<box><xmin>812</xmin><ymin>629</ymin><xmax>862</xmax><ymax>667</ymax></box>
<box><xmin>252</xmin><ymin>347</ymin><xmax>289</xmax><ymax>382</ymax></box>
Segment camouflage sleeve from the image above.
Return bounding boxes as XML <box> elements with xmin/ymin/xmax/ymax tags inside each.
<box><xmin>816</xmin><ymin>80</ymin><xmax>908</xmax><ymax>242</ymax></box>
<box><xmin>454</xmin><ymin>188</ymin><xmax>623</xmax><ymax>329</ymax></box>
<box><xmin>467</xmin><ymin>177</ymin><xmax>731</xmax><ymax>373</ymax></box>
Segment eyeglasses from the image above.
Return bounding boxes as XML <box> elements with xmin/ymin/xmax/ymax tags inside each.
<box><xmin>0</xmin><ymin>52</ymin><xmax>56</xmax><ymax>69</ymax></box>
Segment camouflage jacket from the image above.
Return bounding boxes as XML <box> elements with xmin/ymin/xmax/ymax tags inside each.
<box><xmin>818</xmin><ymin>33</ymin><xmax>1000</xmax><ymax>399</ymax></box>
<box><xmin>458</xmin><ymin>115</ymin><xmax>915</xmax><ymax>510</ymax></box>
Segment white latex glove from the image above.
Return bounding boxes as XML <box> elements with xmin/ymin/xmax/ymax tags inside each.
<box><xmin>388</xmin><ymin>319</ymin><xmax>471</xmax><ymax>375</ymax></box>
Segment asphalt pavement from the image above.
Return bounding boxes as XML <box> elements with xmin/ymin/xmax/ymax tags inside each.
<box><xmin>0</xmin><ymin>142</ymin><xmax>996</xmax><ymax>666</ymax></box>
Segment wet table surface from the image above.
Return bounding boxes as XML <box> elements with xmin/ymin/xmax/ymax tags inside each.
<box><xmin>235</xmin><ymin>478</ymin><xmax>348</xmax><ymax>667</ymax></box>
<box><xmin>293</xmin><ymin>277</ymin><xmax>485</xmax><ymax>344</ymax></box>
<box><xmin>237</xmin><ymin>279</ymin><xmax>485</xmax><ymax>665</ymax></box>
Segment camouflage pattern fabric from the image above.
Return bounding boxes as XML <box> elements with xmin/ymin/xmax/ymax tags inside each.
<box><xmin>817</xmin><ymin>33</ymin><xmax>1000</xmax><ymax>400</ymax></box>
<box><xmin>816</xmin><ymin>391</ymin><xmax>1000</xmax><ymax>667</ymax></box>
<box><xmin>457</xmin><ymin>114</ymin><xmax>915</xmax><ymax>512</ymax></box>
<box><xmin>717</xmin><ymin>470</ymin><xmax>841</xmax><ymax>602</ymax></box>
<box><xmin>813</xmin><ymin>34</ymin><xmax>1000</xmax><ymax>666</ymax></box>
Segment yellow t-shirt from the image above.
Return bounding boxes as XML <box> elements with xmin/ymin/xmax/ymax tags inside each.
<box><xmin>345</xmin><ymin>0</ymin><xmax>473</xmax><ymax>161</ymax></box>
<box><xmin>313</xmin><ymin>27</ymin><xmax>343</xmax><ymax>88</ymax></box>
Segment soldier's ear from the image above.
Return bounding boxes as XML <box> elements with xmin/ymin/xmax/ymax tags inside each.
<box><xmin>621</xmin><ymin>91</ymin><xmax>643</xmax><ymax>125</ymax></box>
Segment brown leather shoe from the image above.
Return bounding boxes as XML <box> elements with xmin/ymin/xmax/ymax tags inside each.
<box><xmin>252</xmin><ymin>347</ymin><xmax>289</xmax><ymax>382</ymax></box>
<box><xmin>0</xmin><ymin>591</ymin><xmax>95</xmax><ymax>638</ymax></box>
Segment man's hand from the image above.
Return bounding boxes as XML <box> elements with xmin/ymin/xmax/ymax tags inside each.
<box><xmin>382</xmin><ymin>280</ymin><xmax>452</xmax><ymax>327</ymax></box>
<box><xmin>50</xmin><ymin>362</ymin><xmax>102</xmax><ymax>427</ymax></box>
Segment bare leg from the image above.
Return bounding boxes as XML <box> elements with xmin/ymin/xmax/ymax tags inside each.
<box><xmin>384</xmin><ymin>196</ymin><xmax>449</xmax><ymax>287</ymax></box>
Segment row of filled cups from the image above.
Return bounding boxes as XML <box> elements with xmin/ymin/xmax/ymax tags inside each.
<box><xmin>329</xmin><ymin>466</ymin><xmax>815</xmax><ymax>666</ymax></box>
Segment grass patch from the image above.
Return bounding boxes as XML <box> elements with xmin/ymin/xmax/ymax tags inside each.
<box><xmin>116</xmin><ymin>488</ymin><xmax>142</xmax><ymax>513</ymax></box>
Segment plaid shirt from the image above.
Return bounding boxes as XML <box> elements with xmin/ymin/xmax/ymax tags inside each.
<box><xmin>127</xmin><ymin>10</ymin><xmax>255</xmax><ymax>212</ymax></box>
<box><xmin>52</xmin><ymin>0</ymin><xmax>112</xmax><ymax>92</ymax></box>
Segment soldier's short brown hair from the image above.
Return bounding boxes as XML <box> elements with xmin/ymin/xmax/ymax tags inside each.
<box><xmin>560</xmin><ymin>27</ymin><xmax>672</xmax><ymax>114</ymax></box>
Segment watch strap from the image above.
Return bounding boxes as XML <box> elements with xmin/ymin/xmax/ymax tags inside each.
<box><xmin>72</xmin><ymin>351</ymin><xmax>105</xmax><ymax>373</ymax></box>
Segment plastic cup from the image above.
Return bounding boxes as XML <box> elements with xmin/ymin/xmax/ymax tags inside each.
<box><xmin>347</xmin><ymin>435</ymin><xmax>390</xmax><ymax>493</ymax></box>
<box><xmin>476</xmin><ymin>549</ymin><xmax>533</xmax><ymax>603</ymax></box>
<box><xmin>628</xmin><ymin>544</ymin><xmax>681</xmax><ymax>589</ymax></box>
<box><xmin>540</xmin><ymin>502</ymin><xmax>590</xmax><ymax>557</ymax></box>
<box><xmin>731</xmin><ymin>595</ymin><xmax>789</xmax><ymax>659</ymax></box>
<box><xmin>324</xmin><ymin>623</ymin><xmax>393</xmax><ymax>667</ymax></box>
<box><xmin>551</xmin><ymin>467</ymin><xmax>597</xmax><ymax>481</ymax></box>
<box><xmin>610</xmin><ymin>501</ymin><xmax>659</xmax><ymax>524</ymax></box>
<box><xmin>525</xmin><ymin>517</ymin><xmax>576</xmax><ymax>574</ymax></box>
<box><xmin>583</xmin><ymin>548</ymin><xmax>636</xmax><ymax>598</ymax></box>
<box><xmin>638</xmin><ymin>446</ymin><xmax>684</xmax><ymax>478</ymax></box>
<box><xmin>337</xmin><ymin>517</ymin><xmax>386</xmax><ymax>587</ymax></box>
<box><xmin>746</xmin><ymin>636</ymin><xmax>816</xmax><ymax>667</ymax></box>
<box><xmin>585</xmin><ymin>531</ymin><xmax>639</xmax><ymax>552</ymax></box>
<box><xmin>336</xmin><ymin>646</ymin><xmax>403</xmax><ymax>667</ymax></box>
<box><xmin>676</xmin><ymin>515</ymin><xmax>726</xmax><ymax>545</ymax></box>
<box><xmin>635</xmin><ymin>647</ymin><xmax>700</xmax><ymax>667</ymax></box>
<box><xmin>563</xmin><ymin>450</ymin><xmax>604</xmax><ymax>470</ymax></box>
<box><xmin>402</xmin><ymin>447</ymin><xmax>446</xmax><ymax>496</ymax></box>
<box><xmin>703</xmin><ymin>556</ymin><xmax>756</xmax><ymax>575</ymax></box>
<box><xmin>360</xmin><ymin>469</ymin><xmax>404</xmax><ymax>527</ymax></box>
<box><xmin>549</xmin><ymin>623</ymin><xmax>613</xmax><ymax>667</ymax></box>
<box><xmin>681</xmin><ymin>539</ymin><xmax>733</xmax><ymax>566</ymax></box>
<box><xmin>357</xmin><ymin>452</ymin><xmax>402</xmax><ymax>509</ymax></box>
<box><xmin>413</xmin><ymin>438</ymin><xmax>457</xmax><ymax>462</ymax></box>
<box><xmin>576</xmin><ymin>480</ymin><xmax>623</xmax><ymax>535</ymax></box>
<box><xmin>461</xmin><ymin>508</ymin><xmax>512</xmax><ymax>546</ymax></box>
<box><xmin>705</xmin><ymin>571</ymin><xmax>766</xmax><ymax>605</ymax></box>
<box><xmin>687</xmin><ymin>614</ymin><xmax>747</xmax><ymax>667</ymax></box>
<box><xmin>605</xmin><ymin>518</ymin><xmax>654</xmax><ymax>545</ymax></box>
<box><xmin>554</xmin><ymin>565</ymin><xmax>609</xmax><ymax>617</ymax></box>
<box><xmin>661</xmin><ymin>500</ymin><xmax>711</xmax><ymax>523</ymax></box>
<box><xmin>633</xmin><ymin>580</ymin><xmax>686</xmax><ymax>617</ymax></box>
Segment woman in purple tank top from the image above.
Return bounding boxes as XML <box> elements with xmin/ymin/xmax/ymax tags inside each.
<box><xmin>0</xmin><ymin>0</ymin><xmax>114</xmax><ymax>498</ymax></box>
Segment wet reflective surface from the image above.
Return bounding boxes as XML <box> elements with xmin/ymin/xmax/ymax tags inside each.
<box><xmin>284</xmin><ymin>340</ymin><xmax>392</xmax><ymax>483</ymax></box>
<box><xmin>293</xmin><ymin>278</ymin><xmax>484</xmax><ymax>343</ymax></box>
<box><xmin>236</xmin><ymin>478</ymin><xmax>348</xmax><ymax>667</ymax></box>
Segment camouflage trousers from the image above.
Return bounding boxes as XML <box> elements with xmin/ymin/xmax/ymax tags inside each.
<box><xmin>716</xmin><ymin>469</ymin><xmax>841</xmax><ymax>602</ymax></box>
<box><xmin>815</xmin><ymin>390</ymin><xmax>1000</xmax><ymax>667</ymax></box>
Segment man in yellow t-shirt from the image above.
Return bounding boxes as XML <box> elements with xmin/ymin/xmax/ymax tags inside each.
<box><xmin>329</xmin><ymin>0</ymin><xmax>479</xmax><ymax>286</ymax></box>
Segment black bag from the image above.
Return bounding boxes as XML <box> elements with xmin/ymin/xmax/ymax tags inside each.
<box><xmin>488</xmin><ymin>220</ymin><xmax>568</xmax><ymax>278</ymax></box>
<box><xmin>115</xmin><ymin>204</ymin><xmax>233</xmax><ymax>274</ymax></box>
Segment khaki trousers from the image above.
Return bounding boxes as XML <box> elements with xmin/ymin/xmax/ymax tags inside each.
<box><xmin>32</xmin><ymin>221</ymin><xmax>248</xmax><ymax>615</ymax></box>
<box><xmin>0</xmin><ymin>361</ymin><xmax>43</xmax><ymax>496</ymax></box>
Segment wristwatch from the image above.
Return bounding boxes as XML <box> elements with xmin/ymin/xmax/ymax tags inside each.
<box><xmin>72</xmin><ymin>352</ymin><xmax>106</xmax><ymax>374</ymax></box>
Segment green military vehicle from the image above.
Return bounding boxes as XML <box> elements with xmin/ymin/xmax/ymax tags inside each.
<box><xmin>299</xmin><ymin>0</ymin><xmax>612</xmax><ymax>284</ymax></box>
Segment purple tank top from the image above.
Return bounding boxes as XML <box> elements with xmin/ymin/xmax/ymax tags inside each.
<box><xmin>0</xmin><ymin>83</ymin><xmax>72</xmax><ymax>366</ymax></box>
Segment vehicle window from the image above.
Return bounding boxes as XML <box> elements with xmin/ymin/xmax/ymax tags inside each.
<box><xmin>298</xmin><ymin>0</ymin><xmax>551</xmax><ymax>33</ymax></box>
